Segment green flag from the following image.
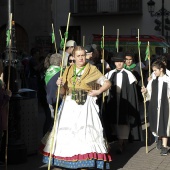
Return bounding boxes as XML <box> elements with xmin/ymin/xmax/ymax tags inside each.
<box><xmin>145</xmin><ymin>45</ymin><xmax>150</xmax><ymax>61</ymax></box>
<box><xmin>115</xmin><ymin>38</ymin><xmax>119</xmax><ymax>51</ymax></box>
<box><xmin>138</xmin><ymin>41</ymin><xmax>141</xmax><ymax>48</ymax></box>
<box><xmin>6</xmin><ymin>29</ymin><xmax>10</xmax><ymax>47</ymax></box>
<box><xmin>60</xmin><ymin>38</ymin><xmax>64</xmax><ymax>49</ymax></box>
<box><xmin>52</xmin><ymin>32</ymin><xmax>55</xmax><ymax>44</ymax></box>
<box><xmin>64</xmin><ymin>31</ymin><xmax>68</xmax><ymax>39</ymax></box>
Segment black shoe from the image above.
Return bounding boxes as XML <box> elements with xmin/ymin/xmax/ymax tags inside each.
<box><xmin>160</xmin><ymin>147</ymin><xmax>168</xmax><ymax>156</ymax></box>
<box><xmin>156</xmin><ymin>139</ymin><xmax>162</xmax><ymax>150</ymax></box>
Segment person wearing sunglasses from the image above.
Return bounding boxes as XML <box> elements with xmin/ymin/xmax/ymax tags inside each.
<box><xmin>60</xmin><ymin>40</ymin><xmax>77</xmax><ymax>68</ymax></box>
<box><xmin>68</xmin><ymin>55</ymin><xmax>75</xmax><ymax>66</ymax></box>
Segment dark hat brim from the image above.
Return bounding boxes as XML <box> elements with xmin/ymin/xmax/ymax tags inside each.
<box><xmin>111</xmin><ymin>52</ymin><xmax>125</xmax><ymax>62</ymax></box>
<box><xmin>111</xmin><ymin>57</ymin><xmax>124</xmax><ymax>62</ymax></box>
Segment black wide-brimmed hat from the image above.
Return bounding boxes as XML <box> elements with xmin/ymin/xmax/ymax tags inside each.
<box><xmin>111</xmin><ymin>52</ymin><xmax>125</xmax><ymax>62</ymax></box>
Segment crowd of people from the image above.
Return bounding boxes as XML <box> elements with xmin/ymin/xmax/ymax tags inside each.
<box><xmin>1</xmin><ymin>39</ymin><xmax>170</xmax><ymax>169</ymax></box>
<box><xmin>0</xmin><ymin>60</ymin><xmax>12</xmax><ymax>165</ymax></box>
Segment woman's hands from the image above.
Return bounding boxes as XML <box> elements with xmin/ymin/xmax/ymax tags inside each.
<box><xmin>56</xmin><ymin>77</ymin><xmax>64</xmax><ymax>86</ymax></box>
<box><xmin>147</xmin><ymin>76</ymin><xmax>152</xmax><ymax>82</ymax></box>
<box><xmin>88</xmin><ymin>90</ymin><xmax>101</xmax><ymax>97</ymax></box>
<box><xmin>56</xmin><ymin>77</ymin><xmax>66</xmax><ymax>95</ymax></box>
<box><xmin>141</xmin><ymin>86</ymin><xmax>147</xmax><ymax>94</ymax></box>
<box><xmin>89</xmin><ymin>80</ymin><xmax>111</xmax><ymax>97</ymax></box>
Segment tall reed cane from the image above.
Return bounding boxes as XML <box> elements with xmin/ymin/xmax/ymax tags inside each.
<box><xmin>52</xmin><ymin>23</ymin><xmax>57</xmax><ymax>53</ymax></box>
<box><xmin>5</xmin><ymin>13</ymin><xmax>13</xmax><ymax>170</ymax></box>
<box><xmin>47</xmin><ymin>12</ymin><xmax>71</xmax><ymax>170</ymax></box>
<box><xmin>102</xmin><ymin>26</ymin><xmax>105</xmax><ymax>103</ymax></box>
<box><xmin>83</xmin><ymin>36</ymin><xmax>85</xmax><ymax>47</ymax></box>
<box><xmin>137</xmin><ymin>29</ymin><xmax>148</xmax><ymax>153</ymax></box>
<box><xmin>59</xmin><ymin>29</ymin><xmax>62</xmax><ymax>40</ymax></box>
<box><xmin>116</xmin><ymin>29</ymin><xmax>119</xmax><ymax>53</ymax></box>
<box><xmin>148</xmin><ymin>41</ymin><xmax>151</xmax><ymax>77</ymax></box>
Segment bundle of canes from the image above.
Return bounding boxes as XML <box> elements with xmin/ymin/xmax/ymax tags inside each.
<box><xmin>47</xmin><ymin>12</ymin><xmax>71</xmax><ymax>170</ymax></box>
<box><xmin>5</xmin><ymin>13</ymin><xmax>12</xmax><ymax>170</ymax></box>
<box><xmin>137</xmin><ymin>29</ymin><xmax>148</xmax><ymax>154</ymax></box>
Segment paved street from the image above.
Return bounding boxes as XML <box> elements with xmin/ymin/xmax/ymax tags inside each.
<box><xmin>5</xmin><ymin>139</ymin><xmax>170</xmax><ymax>170</ymax></box>
<box><xmin>2</xmin><ymin>103</ymin><xmax>170</xmax><ymax>170</ymax></box>
<box><xmin>110</xmin><ymin>140</ymin><xmax>170</xmax><ymax>170</ymax></box>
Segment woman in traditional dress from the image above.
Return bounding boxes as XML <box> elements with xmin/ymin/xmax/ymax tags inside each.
<box><xmin>142</xmin><ymin>60</ymin><xmax>170</xmax><ymax>156</ymax></box>
<box><xmin>41</xmin><ymin>46</ymin><xmax>112</xmax><ymax>170</ymax></box>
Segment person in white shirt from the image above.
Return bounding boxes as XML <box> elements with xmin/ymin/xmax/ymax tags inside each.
<box><xmin>149</xmin><ymin>55</ymin><xmax>170</xmax><ymax>80</ymax></box>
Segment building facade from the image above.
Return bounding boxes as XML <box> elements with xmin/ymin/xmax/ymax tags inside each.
<box><xmin>0</xmin><ymin>0</ymin><xmax>52</xmax><ymax>56</ymax></box>
<box><xmin>0</xmin><ymin>0</ymin><xmax>170</xmax><ymax>55</ymax></box>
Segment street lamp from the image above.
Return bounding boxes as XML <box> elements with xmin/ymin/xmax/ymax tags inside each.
<box><xmin>147</xmin><ymin>0</ymin><xmax>170</xmax><ymax>36</ymax></box>
<box><xmin>147</xmin><ymin>0</ymin><xmax>155</xmax><ymax>16</ymax></box>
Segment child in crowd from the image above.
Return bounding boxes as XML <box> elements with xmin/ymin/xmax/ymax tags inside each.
<box><xmin>141</xmin><ymin>60</ymin><xmax>170</xmax><ymax>156</ymax></box>
<box><xmin>104</xmin><ymin>52</ymin><xmax>140</xmax><ymax>153</ymax></box>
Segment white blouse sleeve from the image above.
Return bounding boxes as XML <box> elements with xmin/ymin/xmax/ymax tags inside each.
<box><xmin>146</xmin><ymin>79</ymin><xmax>152</xmax><ymax>101</ymax></box>
<box><xmin>167</xmin><ymin>80</ymin><xmax>170</xmax><ymax>98</ymax></box>
<box><xmin>96</xmin><ymin>76</ymin><xmax>108</xmax><ymax>86</ymax></box>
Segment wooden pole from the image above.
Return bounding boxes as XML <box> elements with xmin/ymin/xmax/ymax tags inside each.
<box><xmin>148</xmin><ymin>41</ymin><xmax>151</xmax><ymax>77</ymax></box>
<box><xmin>83</xmin><ymin>35</ymin><xmax>85</xmax><ymax>47</ymax></box>
<box><xmin>52</xmin><ymin>23</ymin><xmax>57</xmax><ymax>53</ymax></box>
<box><xmin>102</xmin><ymin>26</ymin><xmax>105</xmax><ymax>103</ymax></box>
<box><xmin>7</xmin><ymin>13</ymin><xmax>12</xmax><ymax>90</ymax></box>
<box><xmin>137</xmin><ymin>29</ymin><xmax>148</xmax><ymax>154</ymax></box>
<box><xmin>116</xmin><ymin>29</ymin><xmax>119</xmax><ymax>53</ymax></box>
<box><xmin>59</xmin><ymin>29</ymin><xmax>62</xmax><ymax>40</ymax></box>
<box><xmin>5</xmin><ymin>12</ymin><xmax>12</xmax><ymax>170</ymax></box>
<box><xmin>47</xmin><ymin>12</ymin><xmax>71</xmax><ymax>170</ymax></box>
<box><xmin>102</xmin><ymin>26</ymin><xmax>104</xmax><ymax>75</ymax></box>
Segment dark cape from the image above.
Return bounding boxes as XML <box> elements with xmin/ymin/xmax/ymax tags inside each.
<box><xmin>103</xmin><ymin>69</ymin><xmax>141</xmax><ymax>140</ymax></box>
<box><xmin>148</xmin><ymin>77</ymin><xmax>170</xmax><ymax>137</ymax></box>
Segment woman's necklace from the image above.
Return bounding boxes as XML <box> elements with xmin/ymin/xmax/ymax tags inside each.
<box><xmin>72</xmin><ymin>64</ymin><xmax>86</xmax><ymax>100</ymax></box>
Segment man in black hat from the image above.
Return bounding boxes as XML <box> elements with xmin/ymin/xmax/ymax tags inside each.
<box><xmin>103</xmin><ymin>52</ymin><xmax>141</xmax><ymax>154</ymax></box>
